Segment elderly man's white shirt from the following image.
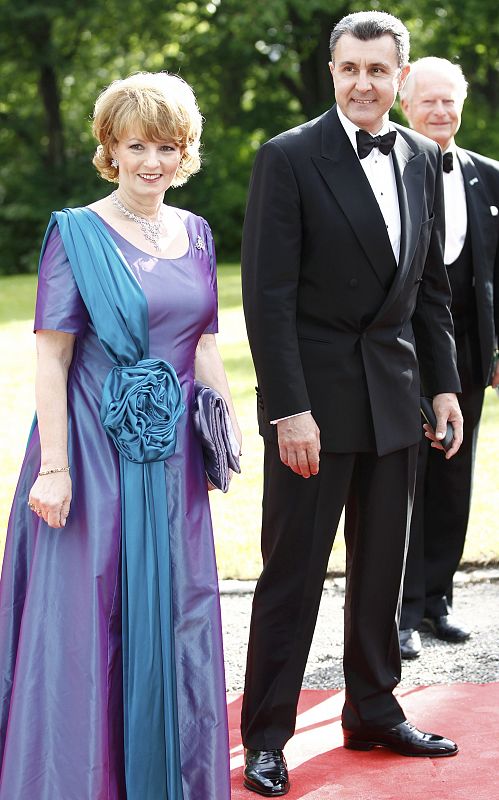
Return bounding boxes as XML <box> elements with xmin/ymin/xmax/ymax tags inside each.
<box><xmin>443</xmin><ymin>143</ymin><xmax>467</xmax><ymax>265</ymax></box>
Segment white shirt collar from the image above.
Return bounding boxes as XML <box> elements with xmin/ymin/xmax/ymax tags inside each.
<box><xmin>336</xmin><ymin>105</ymin><xmax>393</xmax><ymax>157</ymax></box>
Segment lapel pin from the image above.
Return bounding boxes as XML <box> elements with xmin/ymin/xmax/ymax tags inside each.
<box><xmin>469</xmin><ymin>177</ymin><xmax>479</xmax><ymax>186</ymax></box>
<box><xmin>195</xmin><ymin>235</ymin><xmax>206</xmax><ymax>250</ymax></box>
<box><xmin>491</xmin><ymin>206</ymin><xmax>498</xmax><ymax>217</ymax></box>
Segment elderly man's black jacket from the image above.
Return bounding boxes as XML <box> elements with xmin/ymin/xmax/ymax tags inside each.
<box><xmin>455</xmin><ymin>147</ymin><xmax>499</xmax><ymax>385</ymax></box>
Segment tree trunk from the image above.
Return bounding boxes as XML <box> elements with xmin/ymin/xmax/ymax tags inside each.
<box><xmin>38</xmin><ymin>60</ymin><xmax>66</xmax><ymax>170</ymax></box>
<box><xmin>280</xmin><ymin>5</ymin><xmax>352</xmax><ymax>119</ymax></box>
<box><xmin>24</xmin><ymin>13</ymin><xmax>66</xmax><ymax>171</ymax></box>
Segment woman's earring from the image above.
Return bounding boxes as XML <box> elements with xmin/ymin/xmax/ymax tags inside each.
<box><xmin>111</xmin><ymin>158</ymin><xmax>119</xmax><ymax>169</ymax></box>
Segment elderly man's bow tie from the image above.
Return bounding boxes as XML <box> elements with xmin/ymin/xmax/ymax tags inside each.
<box><xmin>356</xmin><ymin>129</ymin><xmax>397</xmax><ymax>159</ymax></box>
<box><xmin>443</xmin><ymin>152</ymin><xmax>454</xmax><ymax>173</ymax></box>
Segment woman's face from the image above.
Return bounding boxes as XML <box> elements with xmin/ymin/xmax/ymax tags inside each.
<box><xmin>112</xmin><ymin>130</ymin><xmax>183</xmax><ymax>200</ymax></box>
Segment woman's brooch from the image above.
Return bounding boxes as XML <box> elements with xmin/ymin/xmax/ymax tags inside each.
<box><xmin>195</xmin><ymin>236</ymin><xmax>206</xmax><ymax>251</ymax></box>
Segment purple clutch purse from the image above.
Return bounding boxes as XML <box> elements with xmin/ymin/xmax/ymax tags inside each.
<box><xmin>192</xmin><ymin>381</ymin><xmax>241</xmax><ymax>492</ymax></box>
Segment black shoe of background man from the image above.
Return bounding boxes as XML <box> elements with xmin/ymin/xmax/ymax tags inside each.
<box><xmin>399</xmin><ymin>628</ymin><xmax>422</xmax><ymax>659</ymax></box>
<box><xmin>343</xmin><ymin>720</ymin><xmax>458</xmax><ymax>757</ymax></box>
<box><xmin>422</xmin><ymin>614</ymin><xmax>471</xmax><ymax>643</ymax></box>
<box><xmin>243</xmin><ymin>748</ymin><xmax>290</xmax><ymax>796</ymax></box>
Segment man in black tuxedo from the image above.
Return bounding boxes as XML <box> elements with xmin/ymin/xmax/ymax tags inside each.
<box><xmin>240</xmin><ymin>11</ymin><xmax>464</xmax><ymax>797</ymax></box>
<box><xmin>398</xmin><ymin>58</ymin><xmax>499</xmax><ymax>659</ymax></box>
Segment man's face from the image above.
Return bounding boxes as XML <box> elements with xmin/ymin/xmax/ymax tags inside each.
<box><xmin>400</xmin><ymin>71</ymin><xmax>464</xmax><ymax>151</ymax></box>
<box><xmin>329</xmin><ymin>33</ymin><xmax>409</xmax><ymax>134</ymax></box>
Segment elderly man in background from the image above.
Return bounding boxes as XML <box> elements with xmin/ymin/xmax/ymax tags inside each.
<box><xmin>399</xmin><ymin>57</ymin><xmax>499</xmax><ymax>659</ymax></box>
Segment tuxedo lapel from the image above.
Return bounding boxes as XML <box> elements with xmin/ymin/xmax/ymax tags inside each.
<box><xmin>391</xmin><ymin>130</ymin><xmax>425</xmax><ymax>274</ymax></box>
<box><xmin>374</xmin><ymin>129</ymin><xmax>427</xmax><ymax>313</ymax></box>
<box><xmin>311</xmin><ymin>106</ymin><xmax>397</xmax><ymax>290</ymax></box>
<box><xmin>360</xmin><ymin>128</ymin><xmax>428</xmax><ymax>328</ymax></box>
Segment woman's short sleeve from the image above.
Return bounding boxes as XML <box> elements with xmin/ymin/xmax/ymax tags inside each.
<box><xmin>202</xmin><ymin>218</ymin><xmax>218</xmax><ymax>335</ymax></box>
<box><xmin>34</xmin><ymin>225</ymin><xmax>89</xmax><ymax>335</ymax></box>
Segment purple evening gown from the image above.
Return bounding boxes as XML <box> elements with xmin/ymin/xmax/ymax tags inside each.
<box><xmin>0</xmin><ymin>209</ymin><xmax>231</xmax><ymax>800</ymax></box>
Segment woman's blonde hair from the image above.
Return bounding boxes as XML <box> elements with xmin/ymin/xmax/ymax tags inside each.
<box><xmin>92</xmin><ymin>72</ymin><xmax>202</xmax><ymax>187</ymax></box>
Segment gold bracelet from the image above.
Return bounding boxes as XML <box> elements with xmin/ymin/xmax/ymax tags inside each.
<box><xmin>38</xmin><ymin>466</ymin><xmax>70</xmax><ymax>476</ymax></box>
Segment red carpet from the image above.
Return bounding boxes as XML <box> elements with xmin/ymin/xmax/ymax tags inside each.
<box><xmin>228</xmin><ymin>684</ymin><xmax>499</xmax><ymax>799</ymax></box>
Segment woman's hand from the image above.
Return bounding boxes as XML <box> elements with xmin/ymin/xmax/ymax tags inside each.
<box><xmin>28</xmin><ymin>472</ymin><xmax>72</xmax><ymax>529</ymax></box>
<box><xmin>232</xmin><ymin>420</ymin><xmax>243</xmax><ymax>456</ymax></box>
<box><xmin>31</xmin><ymin>330</ymin><xmax>75</xmax><ymax>527</ymax></box>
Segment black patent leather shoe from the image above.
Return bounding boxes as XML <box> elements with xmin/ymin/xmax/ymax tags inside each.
<box><xmin>343</xmin><ymin>720</ymin><xmax>458</xmax><ymax>757</ymax></box>
<box><xmin>399</xmin><ymin>628</ymin><xmax>422</xmax><ymax>659</ymax></box>
<box><xmin>422</xmin><ymin>615</ymin><xmax>471</xmax><ymax>643</ymax></box>
<box><xmin>243</xmin><ymin>749</ymin><xmax>290</xmax><ymax>796</ymax></box>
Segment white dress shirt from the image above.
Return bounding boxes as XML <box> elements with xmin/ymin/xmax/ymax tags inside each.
<box><xmin>443</xmin><ymin>144</ymin><xmax>467</xmax><ymax>265</ymax></box>
<box><xmin>337</xmin><ymin>106</ymin><xmax>401</xmax><ymax>263</ymax></box>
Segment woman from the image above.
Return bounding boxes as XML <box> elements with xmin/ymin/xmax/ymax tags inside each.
<box><xmin>0</xmin><ymin>72</ymin><xmax>240</xmax><ymax>800</ymax></box>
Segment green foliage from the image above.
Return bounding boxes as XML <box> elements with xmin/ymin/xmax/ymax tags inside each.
<box><xmin>1</xmin><ymin>268</ymin><xmax>498</xmax><ymax>577</ymax></box>
<box><xmin>0</xmin><ymin>0</ymin><xmax>498</xmax><ymax>273</ymax></box>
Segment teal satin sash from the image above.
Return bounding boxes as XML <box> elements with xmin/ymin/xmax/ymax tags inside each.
<box><xmin>41</xmin><ymin>208</ymin><xmax>185</xmax><ymax>799</ymax></box>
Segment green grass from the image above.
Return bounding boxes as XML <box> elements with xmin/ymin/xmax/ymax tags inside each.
<box><xmin>1</xmin><ymin>269</ymin><xmax>498</xmax><ymax>578</ymax></box>
<box><xmin>0</xmin><ymin>274</ymin><xmax>38</xmax><ymax>324</ymax></box>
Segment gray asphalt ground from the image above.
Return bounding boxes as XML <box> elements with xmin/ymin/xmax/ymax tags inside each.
<box><xmin>220</xmin><ymin>568</ymin><xmax>499</xmax><ymax>693</ymax></box>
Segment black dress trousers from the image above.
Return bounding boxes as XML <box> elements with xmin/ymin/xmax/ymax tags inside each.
<box><xmin>401</xmin><ymin>325</ymin><xmax>484</xmax><ymax>627</ymax></box>
<box><xmin>241</xmin><ymin>441</ymin><xmax>418</xmax><ymax>750</ymax></box>
<box><xmin>402</xmin><ymin>232</ymin><xmax>485</xmax><ymax>628</ymax></box>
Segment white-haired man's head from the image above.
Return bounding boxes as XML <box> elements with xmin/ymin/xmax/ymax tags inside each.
<box><xmin>400</xmin><ymin>57</ymin><xmax>468</xmax><ymax>151</ymax></box>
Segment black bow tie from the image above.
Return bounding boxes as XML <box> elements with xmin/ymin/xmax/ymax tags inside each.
<box><xmin>356</xmin><ymin>129</ymin><xmax>397</xmax><ymax>159</ymax></box>
<box><xmin>443</xmin><ymin>151</ymin><xmax>454</xmax><ymax>173</ymax></box>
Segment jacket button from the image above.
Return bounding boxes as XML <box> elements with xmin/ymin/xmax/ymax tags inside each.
<box><xmin>349</xmin><ymin>278</ymin><xmax>359</xmax><ymax>288</ymax></box>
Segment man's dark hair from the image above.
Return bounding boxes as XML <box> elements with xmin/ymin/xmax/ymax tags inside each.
<box><xmin>329</xmin><ymin>11</ymin><xmax>410</xmax><ymax>69</ymax></box>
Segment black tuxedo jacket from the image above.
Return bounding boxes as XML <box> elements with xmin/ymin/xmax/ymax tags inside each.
<box><xmin>242</xmin><ymin>105</ymin><xmax>461</xmax><ymax>456</ymax></box>
<box><xmin>456</xmin><ymin>147</ymin><xmax>499</xmax><ymax>384</ymax></box>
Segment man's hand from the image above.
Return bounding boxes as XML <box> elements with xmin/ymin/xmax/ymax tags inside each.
<box><xmin>424</xmin><ymin>393</ymin><xmax>463</xmax><ymax>459</ymax></box>
<box><xmin>277</xmin><ymin>413</ymin><xmax>321</xmax><ymax>478</ymax></box>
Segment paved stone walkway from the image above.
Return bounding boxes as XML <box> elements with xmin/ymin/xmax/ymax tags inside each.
<box><xmin>220</xmin><ymin>569</ymin><xmax>499</xmax><ymax>692</ymax></box>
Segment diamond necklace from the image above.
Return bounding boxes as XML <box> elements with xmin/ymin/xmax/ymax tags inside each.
<box><xmin>111</xmin><ymin>190</ymin><xmax>163</xmax><ymax>251</ymax></box>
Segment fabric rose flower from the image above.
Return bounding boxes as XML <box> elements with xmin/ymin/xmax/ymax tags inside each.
<box><xmin>100</xmin><ymin>358</ymin><xmax>185</xmax><ymax>463</ymax></box>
